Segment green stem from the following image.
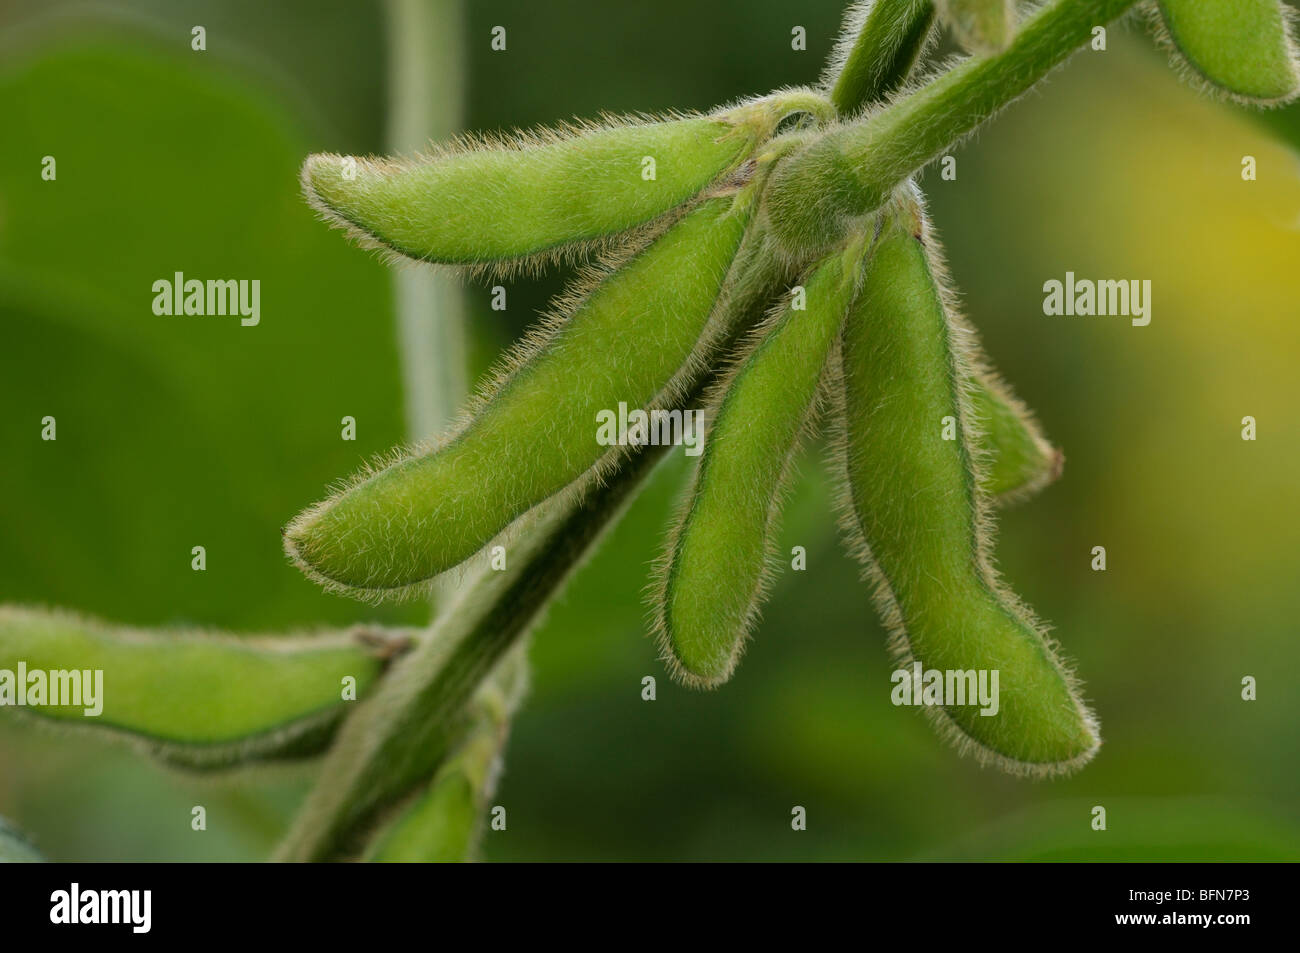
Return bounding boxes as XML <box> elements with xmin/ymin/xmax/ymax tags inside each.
<box><xmin>829</xmin><ymin>0</ymin><xmax>937</xmax><ymax>115</ymax></box>
<box><xmin>769</xmin><ymin>0</ymin><xmax>1138</xmax><ymax>257</ymax></box>
<box><xmin>385</xmin><ymin>0</ymin><xmax>467</xmax><ymax>442</ymax></box>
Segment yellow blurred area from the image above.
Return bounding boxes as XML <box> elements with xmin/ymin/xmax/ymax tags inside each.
<box><xmin>958</xmin><ymin>34</ymin><xmax>1300</xmax><ymax>610</ymax></box>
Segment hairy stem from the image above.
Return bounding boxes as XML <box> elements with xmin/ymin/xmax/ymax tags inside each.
<box><xmin>853</xmin><ymin>0</ymin><xmax>1135</xmax><ymax>178</ymax></box>
<box><xmin>768</xmin><ymin>0</ymin><xmax>1138</xmax><ymax>258</ymax></box>
<box><xmin>829</xmin><ymin>0</ymin><xmax>937</xmax><ymax>115</ymax></box>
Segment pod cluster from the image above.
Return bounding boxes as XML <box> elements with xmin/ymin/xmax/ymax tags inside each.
<box><xmin>283</xmin><ymin>2</ymin><xmax>1299</xmax><ymax>777</ymax></box>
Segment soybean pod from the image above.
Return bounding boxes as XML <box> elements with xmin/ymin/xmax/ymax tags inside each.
<box><xmin>1151</xmin><ymin>0</ymin><xmax>1300</xmax><ymax>104</ymax></box>
<box><xmin>832</xmin><ymin>196</ymin><xmax>1099</xmax><ymax>774</ymax></box>
<box><xmin>658</xmin><ymin>233</ymin><xmax>870</xmax><ymax>686</ymax></box>
<box><xmin>0</xmin><ymin>607</ymin><xmax>403</xmax><ymax>770</ymax></box>
<box><xmin>936</xmin><ymin>0</ymin><xmax>1015</xmax><ymax>54</ymax></box>
<box><xmin>827</xmin><ymin>0</ymin><xmax>938</xmax><ymax>113</ymax></box>
<box><xmin>303</xmin><ymin>93</ymin><xmax>829</xmax><ymax>274</ymax></box>
<box><xmin>286</xmin><ymin>193</ymin><xmax>753</xmax><ymax>599</ymax></box>
<box><xmin>968</xmin><ymin>372</ymin><xmax>1062</xmax><ymax>503</ymax></box>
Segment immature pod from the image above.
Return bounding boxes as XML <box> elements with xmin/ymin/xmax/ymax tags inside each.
<box><xmin>302</xmin><ymin>94</ymin><xmax>819</xmax><ymax>273</ymax></box>
<box><xmin>832</xmin><ymin>197</ymin><xmax>1098</xmax><ymax>774</ymax></box>
<box><xmin>1151</xmin><ymin>0</ymin><xmax>1300</xmax><ymax>104</ymax></box>
<box><xmin>969</xmin><ymin>372</ymin><xmax>1062</xmax><ymax>503</ymax></box>
<box><xmin>286</xmin><ymin>194</ymin><xmax>752</xmax><ymax>599</ymax></box>
<box><xmin>363</xmin><ymin>734</ymin><xmax>487</xmax><ymax>862</ymax></box>
<box><xmin>657</xmin><ymin>234</ymin><xmax>869</xmax><ymax>687</ymax></box>
<box><xmin>362</xmin><ymin>651</ymin><xmax>523</xmax><ymax>863</ymax></box>
<box><xmin>0</xmin><ymin>607</ymin><xmax>402</xmax><ymax>769</ymax></box>
<box><xmin>936</xmin><ymin>0</ymin><xmax>1015</xmax><ymax>54</ymax></box>
<box><xmin>826</xmin><ymin>0</ymin><xmax>938</xmax><ymax>113</ymax></box>
<box><xmin>277</xmin><ymin>443</ymin><xmax>671</xmax><ymax>862</ymax></box>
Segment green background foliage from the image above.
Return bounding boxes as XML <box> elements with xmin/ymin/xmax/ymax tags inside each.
<box><xmin>0</xmin><ymin>0</ymin><xmax>1297</xmax><ymax>860</ymax></box>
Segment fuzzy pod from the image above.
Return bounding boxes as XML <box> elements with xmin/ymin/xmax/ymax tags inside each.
<box><xmin>279</xmin><ymin>200</ymin><xmax>794</xmax><ymax>861</ymax></box>
<box><xmin>936</xmin><ymin>0</ymin><xmax>1015</xmax><ymax>55</ymax></box>
<box><xmin>0</xmin><ymin>606</ymin><xmax>403</xmax><ymax>769</ymax></box>
<box><xmin>656</xmin><ymin>235</ymin><xmax>870</xmax><ymax>687</ymax></box>
<box><xmin>825</xmin><ymin>0</ymin><xmax>1056</xmax><ymax>508</ymax></box>
<box><xmin>302</xmin><ymin>92</ymin><xmax>826</xmax><ymax>274</ymax></box>
<box><xmin>826</xmin><ymin>0</ymin><xmax>939</xmax><ymax>114</ymax></box>
<box><xmin>831</xmin><ymin>197</ymin><xmax>1098</xmax><ymax>775</ymax></box>
<box><xmin>969</xmin><ymin>372</ymin><xmax>1063</xmax><ymax>503</ymax></box>
<box><xmin>361</xmin><ymin>710</ymin><xmax>504</xmax><ymax>862</ymax></box>
<box><xmin>277</xmin><ymin>442</ymin><xmax>672</xmax><ymax>862</ymax></box>
<box><xmin>1150</xmin><ymin>0</ymin><xmax>1300</xmax><ymax>105</ymax></box>
<box><xmin>363</xmin><ymin>737</ymin><xmax>485</xmax><ymax>862</ymax></box>
<box><xmin>286</xmin><ymin>194</ymin><xmax>752</xmax><ymax>599</ymax></box>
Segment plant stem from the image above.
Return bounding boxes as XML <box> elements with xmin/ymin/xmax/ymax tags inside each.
<box><xmin>769</xmin><ymin>0</ymin><xmax>1138</xmax><ymax>255</ymax></box>
<box><xmin>829</xmin><ymin>0</ymin><xmax>937</xmax><ymax>115</ymax></box>
<box><xmin>385</xmin><ymin>0</ymin><xmax>467</xmax><ymax>443</ymax></box>
<box><xmin>852</xmin><ymin>0</ymin><xmax>1135</xmax><ymax>182</ymax></box>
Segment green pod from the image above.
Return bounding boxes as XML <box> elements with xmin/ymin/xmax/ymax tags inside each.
<box><xmin>363</xmin><ymin>646</ymin><xmax>525</xmax><ymax>863</ymax></box>
<box><xmin>937</xmin><ymin>0</ymin><xmax>1015</xmax><ymax>55</ymax></box>
<box><xmin>969</xmin><ymin>372</ymin><xmax>1062</xmax><ymax>503</ymax></box>
<box><xmin>833</xmin><ymin>199</ymin><xmax>1098</xmax><ymax>775</ymax></box>
<box><xmin>365</xmin><ymin>746</ymin><xmax>483</xmax><ymax>862</ymax></box>
<box><xmin>301</xmin><ymin>91</ymin><xmax>830</xmax><ymax>273</ymax></box>
<box><xmin>0</xmin><ymin>606</ymin><xmax>399</xmax><ymax>769</ymax></box>
<box><xmin>658</xmin><ymin>235</ymin><xmax>869</xmax><ymax>686</ymax></box>
<box><xmin>286</xmin><ymin>194</ymin><xmax>752</xmax><ymax>599</ymax></box>
<box><xmin>364</xmin><ymin>712</ymin><xmax>502</xmax><ymax>863</ymax></box>
<box><xmin>277</xmin><ymin>446</ymin><xmax>668</xmax><ymax>862</ymax></box>
<box><xmin>1153</xmin><ymin>0</ymin><xmax>1299</xmax><ymax>104</ymax></box>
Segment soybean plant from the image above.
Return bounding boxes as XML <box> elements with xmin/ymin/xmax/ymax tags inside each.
<box><xmin>3</xmin><ymin>0</ymin><xmax>1295</xmax><ymax>861</ymax></box>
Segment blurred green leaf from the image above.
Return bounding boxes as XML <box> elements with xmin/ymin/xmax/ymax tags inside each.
<box><xmin>0</xmin><ymin>32</ymin><xmax>419</xmax><ymax>860</ymax></box>
<box><xmin>0</xmin><ymin>40</ymin><xmax>422</xmax><ymax>632</ymax></box>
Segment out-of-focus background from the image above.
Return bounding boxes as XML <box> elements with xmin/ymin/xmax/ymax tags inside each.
<box><xmin>1</xmin><ymin>0</ymin><xmax>1297</xmax><ymax>861</ymax></box>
